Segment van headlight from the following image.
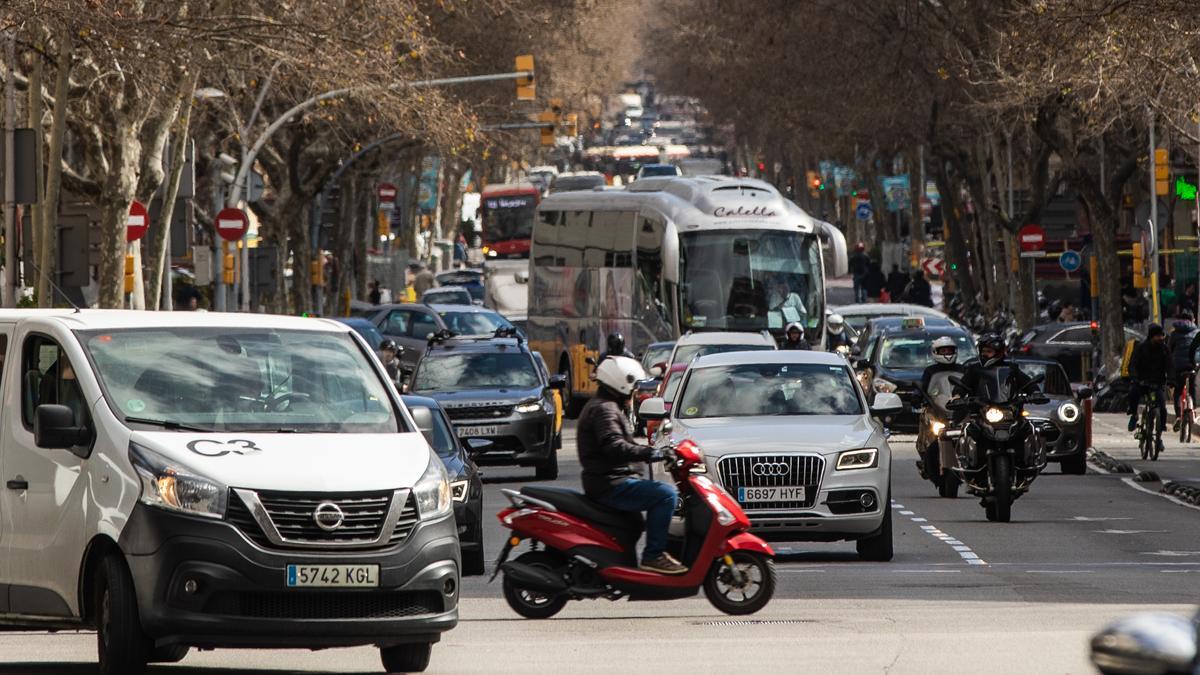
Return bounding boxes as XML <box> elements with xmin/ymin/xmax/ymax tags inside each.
<box><xmin>514</xmin><ymin>400</ymin><xmax>543</xmax><ymax>414</ymax></box>
<box><xmin>1057</xmin><ymin>402</ymin><xmax>1080</xmax><ymax>424</ymax></box>
<box><xmin>413</xmin><ymin>452</ymin><xmax>452</xmax><ymax>519</ymax></box>
<box><xmin>836</xmin><ymin>448</ymin><xmax>878</xmax><ymax>470</ymax></box>
<box><xmin>129</xmin><ymin>443</ymin><xmax>227</xmax><ymax>519</ymax></box>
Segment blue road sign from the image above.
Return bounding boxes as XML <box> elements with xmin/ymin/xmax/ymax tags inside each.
<box><xmin>855</xmin><ymin>202</ymin><xmax>873</xmax><ymax>221</ymax></box>
<box><xmin>1059</xmin><ymin>250</ymin><xmax>1082</xmax><ymax>273</ymax></box>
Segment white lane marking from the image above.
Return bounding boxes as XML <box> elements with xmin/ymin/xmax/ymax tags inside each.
<box><xmin>1068</xmin><ymin>516</ymin><xmax>1133</xmax><ymax>522</ymax></box>
<box><xmin>891</xmin><ymin>569</ymin><xmax>961</xmax><ymax>574</ymax></box>
<box><xmin>1028</xmin><ymin>570</ymin><xmax>1094</xmax><ymax>574</ymax></box>
<box><xmin>1163</xmin><ymin>570</ymin><xmax>1200</xmax><ymax>573</ymax></box>
<box><xmin>1121</xmin><ymin>477</ymin><xmax>1200</xmax><ymax>512</ymax></box>
<box><xmin>1095</xmin><ymin>529</ymin><xmax>1169</xmax><ymax>535</ymax></box>
<box><xmin>1142</xmin><ymin>551</ymin><xmax>1200</xmax><ymax>557</ymax></box>
<box><xmin>902</xmin><ymin>508</ymin><xmax>987</xmax><ymax>565</ymax></box>
<box><xmin>891</xmin><ymin>503</ymin><xmax>906</xmax><ymax>509</ymax></box>
<box><xmin>899</xmin><ymin>510</ymin><xmax>914</xmax><ymax>515</ymax></box>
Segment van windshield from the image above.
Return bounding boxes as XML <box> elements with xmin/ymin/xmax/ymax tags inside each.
<box><xmin>77</xmin><ymin>328</ymin><xmax>401</xmax><ymax>433</ymax></box>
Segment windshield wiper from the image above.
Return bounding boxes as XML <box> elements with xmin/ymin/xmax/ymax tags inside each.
<box><xmin>124</xmin><ymin>417</ymin><xmax>216</xmax><ymax>433</ymax></box>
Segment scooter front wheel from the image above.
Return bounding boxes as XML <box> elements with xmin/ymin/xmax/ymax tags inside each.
<box><xmin>502</xmin><ymin>551</ymin><xmax>569</xmax><ymax>619</ymax></box>
<box><xmin>704</xmin><ymin>551</ymin><xmax>775</xmax><ymax>616</ymax></box>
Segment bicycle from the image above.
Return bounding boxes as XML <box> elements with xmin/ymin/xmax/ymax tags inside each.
<box><xmin>1177</xmin><ymin>369</ymin><xmax>1195</xmax><ymax>444</ymax></box>
<box><xmin>1135</xmin><ymin>385</ymin><xmax>1164</xmax><ymax>461</ymax></box>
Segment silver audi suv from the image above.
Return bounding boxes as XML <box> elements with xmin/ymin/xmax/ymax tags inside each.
<box><xmin>640</xmin><ymin>350</ymin><xmax>900</xmax><ymax>561</ymax></box>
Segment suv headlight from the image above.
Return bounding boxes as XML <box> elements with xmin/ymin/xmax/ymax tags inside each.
<box><xmin>514</xmin><ymin>400</ymin><xmax>542</xmax><ymax>414</ymax></box>
<box><xmin>836</xmin><ymin>448</ymin><xmax>878</xmax><ymax>470</ymax></box>
<box><xmin>450</xmin><ymin>479</ymin><xmax>470</xmax><ymax>502</ymax></box>
<box><xmin>1057</xmin><ymin>402</ymin><xmax>1080</xmax><ymax>424</ymax></box>
<box><xmin>129</xmin><ymin>443</ymin><xmax>227</xmax><ymax>519</ymax></box>
<box><xmin>413</xmin><ymin>452</ymin><xmax>452</xmax><ymax>519</ymax></box>
<box><xmin>873</xmin><ymin>378</ymin><xmax>897</xmax><ymax>393</ymax></box>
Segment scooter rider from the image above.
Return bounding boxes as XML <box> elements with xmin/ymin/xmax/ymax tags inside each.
<box><xmin>577</xmin><ymin>356</ymin><xmax>686</xmax><ymax>575</ymax></box>
<box><xmin>782</xmin><ymin>322</ymin><xmax>810</xmax><ymax>350</ymax></box>
<box><xmin>921</xmin><ymin>336</ymin><xmax>965</xmax><ymax>394</ymax></box>
<box><xmin>826</xmin><ymin>314</ymin><xmax>852</xmax><ymax>352</ymax></box>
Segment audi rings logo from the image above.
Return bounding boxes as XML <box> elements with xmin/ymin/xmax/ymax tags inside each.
<box><xmin>752</xmin><ymin>462</ymin><xmax>790</xmax><ymax>477</ymax></box>
<box><xmin>312</xmin><ymin>501</ymin><xmax>345</xmax><ymax>532</ymax></box>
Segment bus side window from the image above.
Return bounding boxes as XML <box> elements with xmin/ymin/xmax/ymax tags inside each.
<box><xmin>534</xmin><ymin>210</ymin><xmax>560</xmax><ymax>267</ymax></box>
<box><xmin>636</xmin><ymin>215</ymin><xmax>673</xmax><ymax>329</ymax></box>
<box><xmin>559</xmin><ymin>211</ymin><xmax>588</xmax><ymax>267</ymax></box>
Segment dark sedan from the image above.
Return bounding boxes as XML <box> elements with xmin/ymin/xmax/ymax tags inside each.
<box><xmin>371</xmin><ymin>302</ymin><xmax>518</xmax><ymax>369</ymax></box>
<box><xmin>1013</xmin><ymin>358</ymin><xmax>1093</xmax><ymax>475</ymax></box>
<box><xmin>855</xmin><ymin>323</ymin><xmax>978</xmax><ymax>431</ymax></box>
<box><xmin>1015</xmin><ymin>321</ymin><xmax>1142</xmax><ymax>382</ymax></box>
<box><xmin>402</xmin><ymin>394</ymin><xmax>486</xmax><ymax>575</ymax></box>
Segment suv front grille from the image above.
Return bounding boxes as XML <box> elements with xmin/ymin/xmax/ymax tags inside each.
<box><xmin>717</xmin><ymin>454</ymin><xmax>823</xmax><ymax>509</ymax></box>
<box><xmin>445</xmin><ymin>404</ymin><xmax>514</xmax><ymax>421</ymax></box>
<box><xmin>227</xmin><ymin>489</ymin><xmax>417</xmax><ymax>551</ymax></box>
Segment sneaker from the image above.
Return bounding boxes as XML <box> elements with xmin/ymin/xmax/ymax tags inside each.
<box><xmin>640</xmin><ymin>553</ymin><xmax>688</xmax><ymax>575</ymax></box>
<box><xmin>1128</xmin><ymin>415</ymin><xmax>1138</xmax><ymax>432</ymax></box>
<box><xmin>1174</xmin><ymin>419</ymin><xmax>1182</xmax><ymax>432</ymax></box>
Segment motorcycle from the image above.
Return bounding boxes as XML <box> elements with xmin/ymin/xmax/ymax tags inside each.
<box><xmin>945</xmin><ymin>370</ymin><xmax>1049</xmax><ymax>522</ymax></box>
<box><xmin>491</xmin><ymin>441</ymin><xmax>776</xmax><ymax>618</ymax></box>
<box><xmin>915</xmin><ymin>371</ymin><xmax>962</xmax><ymax>498</ymax></box>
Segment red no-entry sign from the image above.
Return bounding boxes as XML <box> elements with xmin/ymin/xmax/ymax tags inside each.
<box><xmin>1018</xmin><ymin>223</ymin><xmax>1046</xmax><ymax>253</ymax></box>
<box><xmin>127</xmin><ymin>201</ymin><xmax>148</xmax><ymax>242</ymax></box>
<box><xmin>377</xmin><ymin>183</ymin><xmax>397</xmax><ymax>203</ymax></box>
<box><xmin>216</xmin><ymin>207</ymin><xmax>249</xmax><ymax>241</ymax></box>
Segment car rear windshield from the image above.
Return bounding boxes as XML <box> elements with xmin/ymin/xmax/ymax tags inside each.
<box><xmin>676</xmin><ymin>362</ymin><xmax>863</xmax><ymax>418</ymax></box>
<box><xmin>672</xmin><ymin>343</ymin><xmax>774</xmax><ymax>365</ymax></box>
<box><xmin>78</xmin><ymin>327</ymin><xmax>400</xmax><ymax>433</ymax></box>
<box><xmin>413</xmin><ymin>352</ymin><xmax>539</xmax><ymax>392</ymax></box>
<box><xmin>439</xmin><ymin>310</ymin><xmax>512</xmax><ymax>335</ymax></box>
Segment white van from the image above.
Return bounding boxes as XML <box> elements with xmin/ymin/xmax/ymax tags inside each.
<box><xmin>0</xmin><ymin>310</ymin><xmax>459</xmax><ymax>674</ymax></box>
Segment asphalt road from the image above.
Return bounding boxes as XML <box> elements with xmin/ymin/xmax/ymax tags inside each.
<box><xmin>7</xmin><ymin>416</ymin><xmax>1199</xmax><ymax>674</ymax></box>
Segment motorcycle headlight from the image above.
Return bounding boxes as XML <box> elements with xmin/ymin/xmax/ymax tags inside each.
<box><xmin>984</xmin><ymin>407</ymin><xmax>1006</xmax><ymax>424</ymax></box>
<box><xmin>873</xmin><ymin>378</ymin><xmax>897</xmax><ymax>393</ymax></box>
<box><xmin>930</xmin><ymin>420</ymin><xmax>946</xmax><ymax>437</ymax></box>
<box><xmin>1057</xmin><ymin>402</ymin><xmax>1080</xmax><ymax>424</ymax></box>
<box><xmin>514</xmin><ymin>400</ymin><xmax>542</xmax><ymax>414</ymax></box>
<box><xmin>836</xmin><ymin>448</ymin><xmax>878</xmax><ymax>470</ymax></box>
<box><xmin>129</xmin><ymin>443</ymin><xmax>227</xmax><ymax>519</ymax></box>
<box><xmin>413</xmin><ymin>452</ymin><xmax>452</xmax><ymax>519</ymax></box>
<box><xmin>450</xmin><ymin>480</ymin><xmax>470</xmax><ymax>503</ymax></box>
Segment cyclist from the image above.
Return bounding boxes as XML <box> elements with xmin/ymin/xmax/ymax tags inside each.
<box><xmin>1168</xmin><ymin>311</ymin><xmax>1198</xmax><ymax>430</ymax></box>
<box><xmin>1127</xmin><ymin>324</ymin><xmax>1172</xmax><ymax>452</ymax></box>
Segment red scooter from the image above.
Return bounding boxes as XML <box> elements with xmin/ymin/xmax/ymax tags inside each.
<box><xmin>492</xmin><ymin>440</ymin><xmax>776</xmax><ymax>618</ymax></box>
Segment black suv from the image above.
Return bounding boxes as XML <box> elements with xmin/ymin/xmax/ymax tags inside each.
<box><xmin>410</xmin><ymin>329</ymin><xmax>566</xmax><ymax>479</ymax></box>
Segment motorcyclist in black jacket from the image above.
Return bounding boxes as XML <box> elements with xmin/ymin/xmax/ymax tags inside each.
<box><xmin>955</xmin><ymin>334</ymin><xmax>1033</xmax><ymax>422</ymax></box>
<box><xmin>1128</xmin><ymin>323</ymin><xmax>1172</xmax><ymax>435</ymax></box>
<box><xmin>781</xmin><ymin>322</ymin><xmax>810</xmax><ymax>350</ymax></box>
<box><xmin>598</xmin><ymin>331</ymin><xmax>636</xmax><ymax>364</ymax></box>
<box><xmin>576</xmin><ymin>355</ymin><xmax>685</xmax><ymax>575</ymax></box>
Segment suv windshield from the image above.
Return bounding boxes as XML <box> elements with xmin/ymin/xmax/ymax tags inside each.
<box><xmin>413</xmin><ymin>352</ymin><xmax>540</xmax><ymax>392</ymax></box>
<box><xmin>439</xmin><ymin>311</ymin><xmax>512</xmax><ymax>335</ymax></box>
<box><xmin>676</xmin><ymin>363</ymin><xmax>862</xmax><ymax>418</ymax></box>
<box><xmin>879</xmin><ymin>334</ymin><xmax>976</xmax><ymax>370</ymax></box>
<box><xmin>78</xmin><ymin>328</ymin><xmax>399</xmax><ymax>432</ymax></box>
<box><xmin>672</xmin><ymin>343</ymin><xmax>773</xmax><ymax>366</ymax></box>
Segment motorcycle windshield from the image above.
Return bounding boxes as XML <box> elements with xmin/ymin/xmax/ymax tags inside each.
<box><xmin>971</xmin><ymin>366</ymin><xmax>1020</xmax><ymax>404</ymax></box>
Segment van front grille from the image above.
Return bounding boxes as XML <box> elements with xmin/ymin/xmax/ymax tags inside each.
<box><xmin>226</xmin><ymin>489</ymin><xmax>416</xmax><ymax>551</ymax></box>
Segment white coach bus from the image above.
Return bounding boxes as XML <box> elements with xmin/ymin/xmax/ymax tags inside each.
<box><xmin>527</xmin><ymin>175</ymin><xmax>847</xmax><ymax>410</ymax></box>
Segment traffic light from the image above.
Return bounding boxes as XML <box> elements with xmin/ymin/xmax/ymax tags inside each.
<box><xmin>806</xmin><ymin>170</ymin><xmax>820</xmax><ymax>198</ymax></box>
<box><xmin>538</xmin><ymin>110</ymin><xmax>556</xmax><ymax>147</ymax></box>
<box><xmin>563</xmin><ymin>113</ymin><xmax>578</xmax><ymax>138</ymax></box>
<box><xmin>1132</xmin><ymin>242</ymin><xmax>1146</xmax><ymax>289</ymax></box>
<box><xmin>123</xmin><ymin>254</ymin><xmax>135</xmax><ymax>294</ymax></box>
<box><xmin>311</xmin><ymin>258</ymin><xmax>324</xmax><ymax>286</ymax></box>
<box><xmin>222</xmin><ymin>248</ymin><xmax>235</xmax><ymax>285</ymax></box>
<box><xmin>515</xmin><ymin>54</ymin><xmax>535</xmax><ymax>101</ymax></box>
<box><xmin>548</xmin><ymin>98</ymin><xmax>563</xmax><ymax>116</ymax></box>
<box><xmin>1155</xmin><ymin>148</ymin><xmax>1169</xmax><ymax>196</ymax></box>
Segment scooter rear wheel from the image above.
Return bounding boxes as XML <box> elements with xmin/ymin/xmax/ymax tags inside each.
<box><xmin>502</xmin><ymin>551</ymin><xmax>569</xmax><ymax>619</ymax></box>
<box><xmin>703</xmin><ymin>551</ymin><xmax>775</xmax><ymax>616</ymax></box>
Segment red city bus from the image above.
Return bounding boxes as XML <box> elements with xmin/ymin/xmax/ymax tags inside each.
<box><xmin>480</xmin><ymin>182</ymin><xmax>540</xmax><ymax>258</ymax></box>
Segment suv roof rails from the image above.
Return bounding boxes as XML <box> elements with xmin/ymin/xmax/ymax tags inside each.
<box><xmin>427</xmin><ymin>328</ymin><xmax>457</xmax><ymax>346</ymax></box>
<box><xmin>428</xmin><ymin>326</ymin><xmax>524</xmax><ymax>348</ymax></box>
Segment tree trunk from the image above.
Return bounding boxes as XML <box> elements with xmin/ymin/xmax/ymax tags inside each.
<box><xmin>27</xmin><ymin>45</ymin><xmax>44</xmax><ymax>298</ymax></box>
<box><xmin>146</xmin><ymin>69</ymin><xmax>198</xmax><ymax>310</ymax></box>
<box><xmin>98</xmin><ymin>124</ymin><xmax>140</xmax><ymax>309</ymax></box>
<box><xmin>38</xmin><ymin>28</ymin><xmax>71</xmax><ymax>308</ymax></box>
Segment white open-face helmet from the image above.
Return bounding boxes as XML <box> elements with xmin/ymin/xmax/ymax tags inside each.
<box><xmin>595</xmin><ymin>355</ymin><xmax>647</xmax><ymax>396</ymax></box>
<box><xmin>827</xmin><ymin>313</ymin><xmax>845</xmax><ymax>333</ymax></box>
<box><xmin>931</xmin><ymin>335</ymin><xmax>958</xmax><ymax>365</ymax></box>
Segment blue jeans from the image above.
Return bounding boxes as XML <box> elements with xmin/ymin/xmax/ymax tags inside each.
<box><xmin>852</xmin><ymin>275</ymin><xmax>867</xmax><ymax>302</ymax></box>
<box><xmin>596</xmin><ymin>478</ymin><xmax>678</xmax><ymax>562</ymax></box>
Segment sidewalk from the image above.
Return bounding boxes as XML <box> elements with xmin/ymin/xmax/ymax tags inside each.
<box><xmin>1091</xmin><ymin>412</ymin><xmax>1200</xmax><ymax>501</ymax></box>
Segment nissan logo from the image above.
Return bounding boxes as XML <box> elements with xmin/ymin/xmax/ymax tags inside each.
<box><xmin>752</xmin><ymin>462</ymin><xmax>790</xmax><ymax>477</ymax></box>
<box><xmin>312</xmin><ymin>501</ymin><xmax>345</xmax><ymax>532</ymax></box>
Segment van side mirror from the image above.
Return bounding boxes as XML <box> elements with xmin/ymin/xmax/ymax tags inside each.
<box><xmin>639</xmin><ymin>397</ymin><xmax>668</xmax><ymax>420</ymax></box>
<box><xmin>34</xmin><ymin>404</ymin><xmax>89</xmax><ymax>453</ymax></box>
<box><xmin>1090</xmin><ymin>612</ymin><xmax>1198</xmax><ymax>675</ymax></box>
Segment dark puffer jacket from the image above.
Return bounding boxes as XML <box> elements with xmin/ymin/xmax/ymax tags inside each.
<box><xmin>577</xmin><ymin>389</ymin><xmax>654</xmax><ymax>497</ymax></box>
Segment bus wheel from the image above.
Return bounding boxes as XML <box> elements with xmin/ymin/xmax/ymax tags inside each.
<box><xmin>560</xmin><ymin>359</ymin><xmax>584</xmax><ymax>419</ymax></box>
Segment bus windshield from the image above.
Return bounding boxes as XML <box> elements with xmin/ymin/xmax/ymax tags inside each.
<box><xmin>482</xmin><ymin>193</ymin><xmax>537</xmax><ymax>253</ymax></box>
<box><xmin>679</xmin><ymin>230</ymin><xmax>822</xmax><ymax>333</ymax></box>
